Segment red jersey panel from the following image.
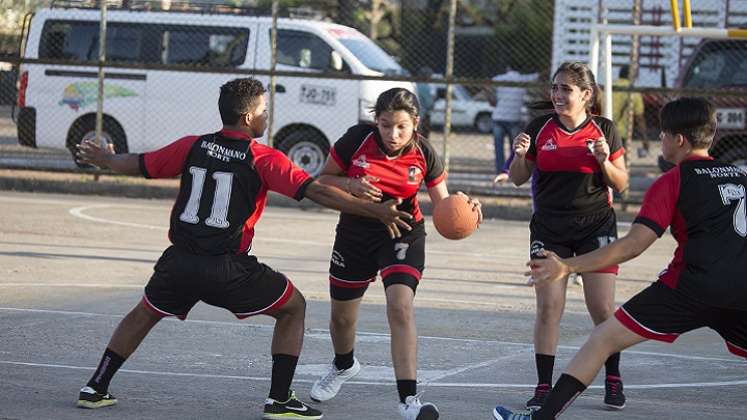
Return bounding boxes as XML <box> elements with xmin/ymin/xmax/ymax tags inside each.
<box><xmin>525</xmin><ymin>114</ymin><xmax>624</xmax><ymax>216</ymax></box>
<box><xmin>634</xmin><ymin>156</ymin><xmax>747</xmax><ymax>310</ymax></box>
<box><xmin>330</xmin><ymin>124</ymin><xmax>445</xmax><ymax>229</ymax></box>
<box><xmin>139</xmin><ymin>129</ymin><xmax>312</xmax><ymax>255</ymax></box>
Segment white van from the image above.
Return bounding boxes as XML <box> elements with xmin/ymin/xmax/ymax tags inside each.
<box><xmin>428</xmin><ymin>84</ymin><xmax>494</xmax><ymax>133</ymax></box>
<box><xmin>16</xmin><ymin>6</ymin><xmax>414</xmax><ymax>175</ymax></box>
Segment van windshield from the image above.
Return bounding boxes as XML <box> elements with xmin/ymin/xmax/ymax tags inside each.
<box><xmin>683</xmin><ymin>43</ymin><xmax>747</xmax><ymax>88</ymax></box>
<box><xmin>338</xmin><ymin>37</ymin><xmax>406</xmax><ymax>75</ymax></box>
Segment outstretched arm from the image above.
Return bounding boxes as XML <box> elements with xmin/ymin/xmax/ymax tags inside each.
<box><xmin>76</xmin><ymin>139</ymin><xmax>140</xmax><ymax>176</ymax></box>
<box><xmin>529</xmin><ymin>223</ymin><xmax>658</xmax><ymax>283</ymax></box>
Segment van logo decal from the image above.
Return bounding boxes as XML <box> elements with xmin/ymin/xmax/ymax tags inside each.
<box><xmin>60</xmin><ymin>82</ymin><xmax>138</xmax><ymax>111</ymax></box>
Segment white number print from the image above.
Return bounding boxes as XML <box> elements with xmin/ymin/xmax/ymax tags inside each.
<box><xmin>394</xmin><ymin>242</ymin><xmax>409</xmax><ymax>261</ymax></box>
<box><xmin>718</xmin><ymin>183</ymin><xmax>747</xmax><ymax>237</ymax></box>
<box><xmin>179</xmin><ymin>166</ymin><xmax>234</xmax><ymax>229</ymax></box>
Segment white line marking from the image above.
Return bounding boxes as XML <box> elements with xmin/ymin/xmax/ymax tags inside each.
<box><xmin>0</xmin><ymin>306</ymin><xmax>742</xmax><ymax>364</ymax></box>
<box><xmin>0</xmin><ymin>360</ymin><xmax>745</xmax><ymax>390</ymax></box>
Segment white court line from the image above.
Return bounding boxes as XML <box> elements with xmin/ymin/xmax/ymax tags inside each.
<box><xmin>0</xmin><ymin>359</ymin><xmax>745</xmax><ymax>390</ymax></box>
<box><xmin>0</xmin><ymin>306</ymin><xmax>742</xmax><ymax>364</ymax></box>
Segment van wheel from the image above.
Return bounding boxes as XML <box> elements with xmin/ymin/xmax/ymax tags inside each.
<box><xmin>277</xmin><ymin>131</ymin><xmax>329</xmax><ymax>177</ymax></box>
<box><xmin>475</xmin><ymin>113</ymin><xmax>492</xmax><ymax>133</ymax></box>
<box><xmin>67</xmin><ymin>116</ymin><xmax>128</xmax><ymax>169</ymax></box>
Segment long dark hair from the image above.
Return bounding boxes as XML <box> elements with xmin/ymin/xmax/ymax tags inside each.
<box><xmin>530</xmin><ymin>62</ymin><xmax>602</xmax><ymax>116</ymax></box>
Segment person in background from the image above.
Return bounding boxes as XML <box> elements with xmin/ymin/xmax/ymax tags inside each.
<box><xmin>612</xmin><ymin>64</ymin><xmax>648</xmax><ymax>158</ymax></box>
<box><xmin>415</xmin><ymin>66</ymin><xmax>435</xmax><ymax>139</ymax></box>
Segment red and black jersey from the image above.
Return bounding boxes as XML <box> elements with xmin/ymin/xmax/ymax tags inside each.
<box><xmin>525</xmin><ymin>114</ymin><xmax>625</xmax><ymax>216</ymax></box>
<box><xmin>139</xmin><ymin>129</ymin><xmax>312</xmax><ymax>255</ymax></box>
<box><xmin>635</xmin><ymin>156</ymin><xmax>747</xmax><ymax>310</ymax></box>
<box><xmin>330</xmin><ymin>124</ymin><xmax>446</xmax><ymax>230</ymax></box>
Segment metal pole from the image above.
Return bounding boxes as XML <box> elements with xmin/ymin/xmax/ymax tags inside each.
<box><xmin>589</xmin><ymin>26</ymin><xmax>600</xmax><ymax>78</ymax></box>
<box><xmin>442</xmin><ymin>0</ymin><xmax>457</xmax><ymax>171</ymax></box>
<box><xmin>95</xmin><ymin>0</ymin><xmax>107</xmax><ymax>149</ymax></box>
<box><xmin>683</xmin><ymin>0</ymin><xmax>693</xmax><ymax>28</ymax></box>
<box><xmin>670</xmin><ymin>0</ymin><xmax>681</xmax><ymax>31</ymax></box>
<box><xmin>603</xmin><ymin>31</ymin><xmax>613</xmax><ymax>120</ymax></box>
<box><xmin>268</xmin><ymin>0</ymin><xmax>278</xmax><ymax>147</ymax></box>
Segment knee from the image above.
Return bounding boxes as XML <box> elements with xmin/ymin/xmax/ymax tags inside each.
<box><xmin>587</xmin><ymin>301</ymin><xmax>615</xmax><ymax>322</ymax></box>
<box><xmin>536</xmin><ymin>302</ymin><xmax>563</xmax><ymax>325</ymax></box>
<box><xmin>386</xmin><ymin>300</ymin><xmax>414</xmax><ymax>325</ymax></box>
<box><xmin>276</xmin><ymin>290</ymin><xmax>307</xmax><ymax>319</ymax></box>
<box><xmin>330</xmin><ymin>311</ymin><xmax>356</xmax><ymax>331</ymax></box>
<box><xmin>134</xmin><ymin>301</ymin><xmax>163</xmax><ymax>325</ymax></box>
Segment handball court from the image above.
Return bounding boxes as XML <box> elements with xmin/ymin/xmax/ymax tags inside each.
<box><xmin>1</xmin><ymin>191</ymin><xmax>744</xmax><ymax>419</ymax></box>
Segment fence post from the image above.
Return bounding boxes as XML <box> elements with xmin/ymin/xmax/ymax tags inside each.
<box><xmin>95</xmin><ymin>0</ymin><xmax>107</xmax><ymax>151</ymax></box>
<box><xmin>442</xmin><ymin>0</ymin><xmax>457</xmax><ymax>171</ymax></box>
<box><xmin>268</xmin><ymin>0</ymin><xmax>279</xmax><ymax>148</ymax></box>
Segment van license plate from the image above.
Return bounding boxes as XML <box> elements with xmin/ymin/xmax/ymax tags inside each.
<box><xmin>716</xmin><ymin>108</ymin><xmax>746</xmax><ymax>129</ymax></box>
<box><xmin>300</xmin><ymin>85</ymin><xmax>336</xmax><ymax>106</ymax></box>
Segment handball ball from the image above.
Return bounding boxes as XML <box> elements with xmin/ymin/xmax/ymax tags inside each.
<box><xmin>432</xmin><ymin>195</ymin><xmax>478</xmax><ymax>240</ymax></box>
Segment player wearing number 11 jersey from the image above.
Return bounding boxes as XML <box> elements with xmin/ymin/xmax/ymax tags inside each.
<box><xmin>74</xmin><ymin>78</ymin><xmax>414</xmax><ymax>420</ymax></box>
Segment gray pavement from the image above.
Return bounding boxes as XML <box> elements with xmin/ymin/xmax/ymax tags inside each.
<box><xmin>1</xmin><ymin>192</ymin><xmax>745</xmax><ymax>420</ymax></box>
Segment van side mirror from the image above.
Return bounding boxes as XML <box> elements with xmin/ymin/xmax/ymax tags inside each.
<box><xmin>330</xmin><ymin>50</ymin><xmax>343</xmax><ymax>71</ymax></box>
<box><xmin>436</xmin><ymin>88</ymin><xmax>446</xmax><ymax>100</ymax></box>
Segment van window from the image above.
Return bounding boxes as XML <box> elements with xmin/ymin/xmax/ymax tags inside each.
<box><xmin>160</xmin><ymin>27</ymin><xmax>248</xmax><ymax>67</ymax></box>
<box><xmin>40</xmin><ymin>21</ymin><xmax>144</xmax><ymax>63</ymax></box>
<box><xmin>683</xmin><ymin>42</ymin><xmax>747</xmax><ymax>88</ymax></box>
<box><xmin>337</xmin><ymin>37</ymin><xmax>404</xmax><ymax>75</ymax></box>
<box><xmin>276</xmin><ymin>30</ymin><xmax>335</xmax><ymax>70</ymax></box>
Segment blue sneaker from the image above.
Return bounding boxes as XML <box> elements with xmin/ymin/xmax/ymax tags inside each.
<box><xmin>492</xmin><ymin>405</ymin><xmax>532</xmax><ymax>420</ymax></box>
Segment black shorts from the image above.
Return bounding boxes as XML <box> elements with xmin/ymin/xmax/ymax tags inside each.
<box><xmin>616</xmin><ymin>282</ymin><xmax>747</xmax><ymax>359</ymax></box>
<box><xmin>530</xmin><ymin>208</ymin><xmax>619</xmax><ymax>274</ymax></box>
<box><xmin>143</xmin><ymin>246</ymin><xmax>294</xmax><ymax>320</ymax></box>
<box><xmin>329</xmin><ymin>222</ymin><xmax>426</xmax><ymax>301</ymax></box>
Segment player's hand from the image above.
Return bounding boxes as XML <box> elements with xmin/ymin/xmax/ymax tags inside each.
<box><xmin>591</xmin><ymin>136</ymin><xmax>610</xmax><ymax>164</ymax></box>
<box><xmin>456</xmin><ymin>191</ymin><xmax>483</xmax><ymax>226</ymax></box>
<box><xmin>76</xmin><ymin>137</ymin><xmax>115</xmax><ymax>168</ymax></box>
<box><xmin>525</xmin><ymin>249</ymin><xmax>570</xmax><ymax>285</ymax></box>
<box><xmin>492</xmin><ymin>172</ymin><xmax>509</xmax><ymax>184</ymax></box>
<box><xmin>512</xmin><ymin>133</ymin><xmax>531</xmax><ymax>158</ymax></box>
<box><xmin>374</xmin><ymin>198</ymin><xmax>413</xmax><ymax>239</ymax></box>
<box><xmin>349</xmin><ymin>175</ymin><xmax>383</xmax><ymax>202</ymax></box>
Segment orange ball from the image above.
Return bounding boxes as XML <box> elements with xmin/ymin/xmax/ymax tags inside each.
<box><xmin>432</xmin><ymin>195</ymin><xmax>478</xmax><ymax>240</ymax></box>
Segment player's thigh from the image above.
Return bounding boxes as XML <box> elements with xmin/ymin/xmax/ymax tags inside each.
<box><xmin>378</xmin><ymin>223</ymin><xmax>426</xmax><ymax>294</ymax></box>
<box><xmin>329</xmin><ymin>228</ymin><xmax>380</xmax><ymax>301</ymax></box>
<box><xmin>573</xmin><ymin>208</ymin><xmax>619</xmax><ymax>275</ymax></box>
<box><xmin>711</xmin><ymin>308</ymin><xmax>747</xmax><ymax>359</ymax></box>
<box><xmin>581</xmin><ymin>272</ymin><xmax>616</xmax><ymax>317</ymax></box>
<box><xmin>143</xmin><ymin>246</ymin><xmax>201</xmax><ymax>319</ymax></box>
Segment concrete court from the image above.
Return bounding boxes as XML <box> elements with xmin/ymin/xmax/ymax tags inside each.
<box><xmin>0</xmin><ymin>191</ymin><xmax>745</xmax><ymax>420</ymax></box>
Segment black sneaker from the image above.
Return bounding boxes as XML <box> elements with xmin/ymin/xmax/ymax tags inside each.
<box><xmin>263</xmin><ymin>390</ymin><xmax>323</xmax><ymax>419</ymax></box>
<box><xmin>525</xmin><ymin>384</ymin><xmax>551</xmax><ymax>411</ymax></box>
<box><xmin>77</xmin><ymin>386</ymin><xmax>117</xmax><ymax>409</ymax></box>
<box><xmin>604</xmin><ymin>376</ymin><xmax>626</xmax><ymax>410</ymax></box>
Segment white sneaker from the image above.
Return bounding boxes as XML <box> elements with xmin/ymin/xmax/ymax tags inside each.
<box><xmin>309</xmin><ymin>357</ymin><xmax>361</xmax><ymax>402</ymax></box>
<box><xmin>398</xmin><ymin>394</ymin><xmax>439</xmax><ymax>420</ymax></box>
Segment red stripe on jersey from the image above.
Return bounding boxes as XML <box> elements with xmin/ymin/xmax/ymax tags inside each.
<box><xmin>239</xmin><ymin>186</ymin><xmax>267</xmax><ymax>253</ymax></box>
<box><xmin>426</xmin><ymin>171</ymin><xmax>447</xmax><ymax>188</ymax></box>
<box><xmin>609</xmin><ymin>147</ymin><xmax>625</xmax><ymax>161</ymax></box>
<box><xmin>615</xmin><ymin>307</ymin><xmax>679</xmax><ymax>343</ymax></box>
<box><xmin>726</xmin><ymin>341</ymin><xmax>747</xmax><ymax>358</ymax></box>
<box><xmin>381</xmin><ymin>264</ymin><xmax>422</xmax><ymax>281</ymax></box>
<box><xmin>252</xmin><ymin>142</ymin><xmax>312</xmax><ymax>199</ymax></box>
<box><xmin>142</xmin><ymin>135</ymin><xmax>200</xmax><ymax>179</ymax></box>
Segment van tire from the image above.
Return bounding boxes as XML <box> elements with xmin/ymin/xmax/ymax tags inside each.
<box><xmin>475</xmin><ymin>112</ymin><xmax>492</xmax><ymax>133</ymax></box>
<box><xmin>67</xmin><ymin>116</ymin><xmax>128</xmax><ymax>169</ymax></box>
<box><xmin>277</xmin><ymin>130</ymin><xmax>329</xmax><ymax>177</ymax></box>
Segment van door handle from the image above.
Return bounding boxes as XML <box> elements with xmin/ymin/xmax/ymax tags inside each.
<box><xmin>275</xmin><ymin>84</ymin><xmax>285</xmax><ymax>93</ymax></box>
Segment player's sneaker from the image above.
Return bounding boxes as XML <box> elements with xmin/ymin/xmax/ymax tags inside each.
<box><xmin>604</xmin><ymin>376</ymin><xmax>626</xmax><ymax>410</ymax></box>
<box><xmin>77</xmin><ymin>386</ymin><xmax>117</xmax><ymax>409</ymax></box>
<box><xmin>263</xmin><ymin>390</ymin><xmax>323</xmax><ymax>419</ymax></box>
<box><xmin>492</xmin><ymin>405</ymin><xmax>532</xmax><ymax>420</ymax></box>
<box><xmin>525</xmin><ymin>384</ymin><xmax>551</xmax><ymax>410</ymax></box>
<box><xmin>398</xmin><ymin>394</ymin><xmax>439</xmax><ymax>420</ymax></box>
<box><xmin>309</xmin><ymin>357</ymin><xmax>361</xmax><ymax>402</ymax></box>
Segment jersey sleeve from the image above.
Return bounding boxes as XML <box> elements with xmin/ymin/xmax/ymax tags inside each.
<box><xmin>329</xmin><ymin>124</ymin><xmax>374</xmax><ymax>172</ymax></box>
<box><xmin>598</xmin><ymin>117</ymin><xmax>625</xmax><ymax>161</ymax></box>
<box><xmin>139</xmin><ymin>136</ymin><xmax>199</xmax><ymax>179</ymax></box>
<box><xmin>419</xmin><ymin>138</ymin><xmax>446</xmax><ymax>187</ymax></box>
<box><xmin>524</xmin><ymin>114</ymin><xmax>551</xmax><ymax>162</ymax></box>
<box><xmin>254</xmin><ymin>147</ymin><xmax>313</xmax><ymax>201</ymax></box>
<box><xmin>634</xmin><ymin>166</ymin><xmax>681</xmax><ymax>237</ymax></box>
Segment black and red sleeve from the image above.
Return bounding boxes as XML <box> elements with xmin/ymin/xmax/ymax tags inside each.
<box><xmin>634</xmin><ymin>166</ymin><xmax>681</xmax><ymax>237</ymax></box>
<box><xmin>524</xmin><ymin>114</ymin><xmax>552</xmax><ymax>162</ymax></box>
<box><xmin>596</xmin><ymin>116</ymin><xmax>625</xmax><ymax>161</ymax></box>
<box><xmin>254</xmin><ymin>146</ymin><xmax>313</xmax><ymax>201</ymax></box>
<box><xmin>329</xmin><ymin>124</ymin><xmax>375</xmax><ymax>172</ymax></box>
<box><xmin>139</xmin><ymin>136</ymin><xmax>199</xmax><ymax>179</ymax></box>
<box><xmin>419</xmin><ymin>138</ymin><xmax>446</xmax><ymax>188</ymax></box>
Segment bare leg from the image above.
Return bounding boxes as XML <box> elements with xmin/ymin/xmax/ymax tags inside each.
<box><xmin>385</xmin><ymin>284</ymin><xmax>417</xmax><ymax>380</ymax></box>
<box><xmin>266</xmin><ymin>289</ymin><xmax>307</xmax><ymax>356</ymax></box>
<box><xmin>107</xmin><ymin>301</ymin><xmax>162</xmax><ymax>358</ymax></box>
<box><xmin>533</xmin><ymin>274</ymin><xmax>569</xmax><ymax>356</ymax></box>
<box><xmin>329</xmin><ymin>297</ymin><xmax>363</xmax><ymax>355</ymax></box>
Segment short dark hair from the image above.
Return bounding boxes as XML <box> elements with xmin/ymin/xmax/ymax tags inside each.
<box><xmin>373</xmin><ymin>87</ymin><xmax>421</xmax><ymax>120</ymax></box>
<box><xmin>660</xmin><ymin>97</ymin><xmax>716</xmax><ymax>149</ymax></box>
<box><xmin>619</xmin><ymin>64</ymin><xmax>630</xmax><ymax>79</ymax></box>
<box><xmin>218</xmin><ymin>78</ymin><xmax>266</xmax><ymax>125</ymax></box>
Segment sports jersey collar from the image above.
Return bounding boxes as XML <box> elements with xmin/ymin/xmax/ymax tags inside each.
<box><xmin>552</xmin><ymin>113</ymin><xmax>593</xmax><ymax>134</ymax></box>
<box><xmin>219</xmin><ymin>128</ymin><xmax>255</xmax><ymax>142</ymax></box>
<box><xmin>680</xmin><ymin>155</ymin><xmax>714</xmax><ymax>164</ymax></box>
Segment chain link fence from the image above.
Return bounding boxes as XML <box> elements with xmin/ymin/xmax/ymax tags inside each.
<box><xmin>0</xmin><ymin>0</ymin><xmax>745</xmax><ymax>187</ymax></box>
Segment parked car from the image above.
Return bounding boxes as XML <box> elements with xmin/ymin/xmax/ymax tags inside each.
<box><xmin>428</xmin><ymin>84</ymin><xmax>494</xmax><ymax>133</ymax></box>
<box><xmin>656</xmin><ymin>39</ymin><xmax>747</xmax><ymax>171</ymax></box>
<box><xmin>15</xmin><ymin>5</ymin><xmax>414</xmax><ymax>175</ymax></box>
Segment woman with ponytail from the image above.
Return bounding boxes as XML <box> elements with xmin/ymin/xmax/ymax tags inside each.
<box><xmin>506</xmin><ymin>62</ymin><xmax>629</xmax><ymax>413</ymax></box>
